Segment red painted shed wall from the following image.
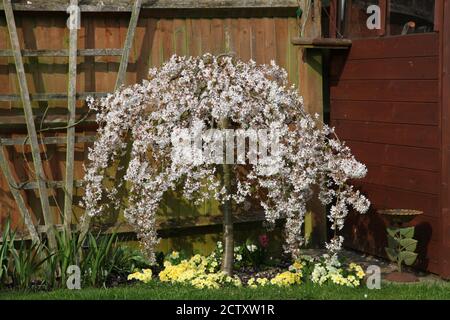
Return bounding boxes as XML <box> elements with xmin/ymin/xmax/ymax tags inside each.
<box><xmin>330</xmin><ymin>32</ymin><xmax>444</xmax><ymax>275</ymax></box>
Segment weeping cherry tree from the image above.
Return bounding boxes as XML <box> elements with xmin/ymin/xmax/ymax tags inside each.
<box><xmin>81</xmin><ymin>54</ymin><xmax>370</xmax><ymax>275</ymax></box>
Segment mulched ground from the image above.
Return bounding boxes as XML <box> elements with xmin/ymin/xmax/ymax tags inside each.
<box><xmin>234</xmin><ymin>258</ymin><xmax>292</xmax><ymax>284</ymax></box>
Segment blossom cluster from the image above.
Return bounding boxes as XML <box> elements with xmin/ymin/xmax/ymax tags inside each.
<box><xmin>310</xmin><ymin>255</ymin><xmax>365</xmax><ymax>287</ymax></box>
<box><xmin>127</xmin><ymin>269</ymin><xmax>153</xmax><ymax>284</ymax></box>
<box><xmin>82</xmin><ymin>54</ymin><xmax>370</xmax><ymax>263</ymax></box>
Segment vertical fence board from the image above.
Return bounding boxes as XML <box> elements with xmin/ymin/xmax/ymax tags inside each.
<box><xmin>238</xmin><ymin>18</ymin><xmax>251</xmax><ymax>61</ymax></box>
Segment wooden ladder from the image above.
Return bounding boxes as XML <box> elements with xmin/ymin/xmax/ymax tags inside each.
<box><xmin>0</xmin><ymin>0</ymin><xmax>142</xmax><ymax>245</ymax></box>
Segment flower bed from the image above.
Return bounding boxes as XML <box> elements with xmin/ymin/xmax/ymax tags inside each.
<box><xmin>128</xmin><ymin>242</ymin><xmax>366</xmax><ymax>290</ymax></box>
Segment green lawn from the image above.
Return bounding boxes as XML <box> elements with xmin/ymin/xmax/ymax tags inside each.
<box><xmin>1</xmin><ymin>281</ymin><xmax>450</xmax><ymax>300</ymax></box>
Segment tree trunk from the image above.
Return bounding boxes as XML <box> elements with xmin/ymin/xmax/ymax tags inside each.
<box><xmin>222</xmin><ymin>161</ymin><xmax>234</xmax><ymax>275</ymax></box>
<box><xmin>220</xmin><ymin>117</ymin><xmax>234</xmax><ymax>275</ymax></box>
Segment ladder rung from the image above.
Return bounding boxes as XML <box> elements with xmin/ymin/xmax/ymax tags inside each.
<box><xmin>0</xmin><ymin>114</ymin><xmax>96</xmax><ymax>127</ymax></box>
<box><xmin>0</xmin><ymin>135</ymin><xmax>96</xmax><ymax>146</ymax></box>
<box><xmin>14</xmin><ymin>180</ymin><xmax>84</xmax><ymax>190</ymax></box>
<box><xmin>0</xmin><ymin>92</ymin><xmax>108</xmax><ymax>101</ymax></box>
<box><xmin>0</xmin><ymin>48</ymin><xmax>124</xmax><ymax>57</ymax></box>
<box><xmin>37</xmin><ymin>224</ymin><xmax>65</xmax><ymax>233</ymax></box>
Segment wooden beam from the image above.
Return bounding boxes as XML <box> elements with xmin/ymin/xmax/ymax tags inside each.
<box><xmin>11</xmin><ymin>180</ymin><xmax>84</xmax><ymax>191</ymax></box>
<box><xmin>3</xmin><ymin>211</ymin><xmax>285</xmax><ymax>243</ymax></box>
<box><xmin>2</xmin><ymin>0</ymin><xmax>56</xmax><ymax>250</ymax></box>
<box><xmin>439</xmin><ymin>0</ymin><xmax>450</xmax><ymax>279</ymax></box>
<box><xmin>0</xmin><ymin>147</ymin><xmax>40</xmax><ymax>244</ymax></box>
<box><xmin>0</xmin><ymin>92</ymin><xmax>108</xmax><ymax>101</ymax></box>
<box><xmin>291</xmin><ymin>37</ymin><xmax>352</xmax><ymax>49</ymax></box>
<box><xmin>0</xmin><ymin>49</ymin><xmax>123</xmax><ymax>57</ymax></box>
<box><xmin>296</xmin><ymin>0</ymin><xmax>327</xmax><ymax>248</ymax></box>
<box><xmin>0</xmin><ymin>114</ymin><xmax>96</xmax><ymax>128</ymax></box>
<box><xmin>115</xmin><ymin>0</ymin><xmax>142</xmax><ymax>89</ymax></box>
<box><xmin>0</xmin><ymin>135</ymin><xmax>96</xmax><ymax>146</ymax></box>
<box><xmin>64</xmin><ymin>0</ymin><xmax>79</xmax><ymax>235</ymax></box>
<box><xmin>0</xmin><ymin>0</ymin><xmax>298</xmax><ymax>12</ymax></box>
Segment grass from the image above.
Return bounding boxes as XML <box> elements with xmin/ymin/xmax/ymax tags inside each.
<box><xmin>1</xmin><ymin>281</ymin><xmax>450</xmax><ymax>300</ymax></box>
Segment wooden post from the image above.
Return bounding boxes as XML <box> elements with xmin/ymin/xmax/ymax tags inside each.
<box><xmin>64</xmin><ymin>0</ymin><xmax>79</xmax><ymax>236</ymax></box>
<box><xmin>0</xmin><ymin>146</ymin><xmax>40</xmax><ymax>244</ymax></box>
<box><xmin>297</xmin><ymin>0</ymin><xmax>327</xmax><ymax>247</ymax></box>
<box><xmin>115</xmin><ymin>0</ymin><xmax>142</xmax><ymax>89</ymax></box>
<box><xmin>439</xmin><ymin>0</ymin><xmax>450</xmax><ymax>279</ymax></box>
<box><xmin>329</xmin><ymin>0</ymin><xmax>337</xmax><ymax>37</ymax></box>
<box><xmin>3</xmin><ymin>0</ymin><xmax>56</xmax><ymax>250</ymax></box>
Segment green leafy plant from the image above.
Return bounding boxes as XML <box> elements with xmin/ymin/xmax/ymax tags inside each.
<box><xmin>109</xmin><ymin>245</ymin><xmax>151</xmax><ymax>277</ymax></box>
<box><xmin>1</xmin><ymin>221</ymin><xmax>150</xmax><ymax>290</ymax></box>
<box><xmin>164</xmin><ymin>250</ymin><xmax>188</xmax><ymax>266</ymax></box>
<box><xmin>81</xmin><ymin>231</ymin><xmax>137</xmax><ymax>287</ymax></box>
<box><xmin>243</xmin><ymin>239</ymin><xmax>267</xmax><ymax>268</ymax></box>
<box><xmin>44</xmin><ymin>230</ymin><xmax>83</xmax><ymax>288</ymax></box>
<box><xmin>385</xmin><ymin>226</ymin><xmax>418</xmax><ymax>273</ymax></box>
<box><xmin>81</xmin><ymin>232</ymin><xmax>115</xmax><ymax>287</ymax></box>
<box><xmin>0</xmin><ymin>220</ymin><xmax>15</xmax><ymax>286</ymax></box>
<box><xmin>47</xmin><ymin>231</ymin><xmax>148</xmax><ymax>288</ymax></box>
<box><xmin>10</xmin><ymin>239</ymin><xmax>50</xmax><ymax>289</ymax></box>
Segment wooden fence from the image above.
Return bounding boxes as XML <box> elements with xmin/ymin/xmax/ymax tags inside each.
<box><xmin>0</xmin><ymin>2</ymin><xmax>301</xmax><ymax>240</ymax></box>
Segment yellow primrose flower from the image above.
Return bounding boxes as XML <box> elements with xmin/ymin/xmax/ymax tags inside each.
<box><xmin>256</xmin><ymin>277</ymin><xmax>269</xmax><ymax>286</ymax></box>
<box><xmin>191</xmin><ymin>254</ymin><xmax>202</xmax><ymax>264</ymax></box>
<box><xmin>270</xmin><ymin>271</ymin><xmax>302</xmax><ymax>287</ymax></box>
<box><xmin>127</xmin><ymin>273</ymin><xmax>138</xmax><ymax>281</ymax></box>
<box><xmin>233</xmin><ymin>277</ymin><xmax>242</xmax><ymax>287</ymax></box>
<box><xmin>289</xmin><ymin>261</ymin><xmax>303</xmax><ymax>273</ymax></box>
<box><xmin>247</xmin><ymin>278</ymin><xmax>256</xmax><ymax>286</ymax></box>
<box><xmin>127</xmin><ymin>269</ymin><xmax>152</xmax><ymax>283</ymax></box>
<box><xmin>143</xmin><ymin>269</ymin><xmax>152</xmax><ymax>275</ymax></box>
<box><xmin>330</xmin><ymin>273</ymin><xmax>343</xmax><ymax>285</ymax></box>
<box><xmin>158</xmin><ymin>253</ymin><xmax>243</xmax><ymax>289</ymax></box>
<box><xmin>345</xmin><ymin>263</ymin><xmax>365</xmax><ymax>281</ymax></box>
<box><xmin>357</xmin><ymin>270</ymin><xmax>365</xmax><ymax>279</ymax></box>
<box><xmin>351</xmin><ymin>279</ymin><xmax>360</xmax><ymax>287</ymax></box>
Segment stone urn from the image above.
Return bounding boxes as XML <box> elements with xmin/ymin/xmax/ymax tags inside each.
<box><xmin>377</xmin><ymin>209</ymin><xmax>423</xmax><ymax>282</ymax></box>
